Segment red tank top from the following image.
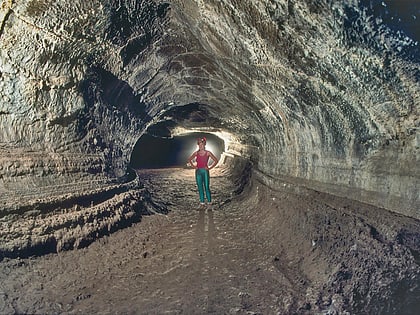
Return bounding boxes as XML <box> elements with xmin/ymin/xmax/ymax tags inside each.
<box><xmin>196</xmin><ymin>151</ymin><xmax>209</xmax><ymax>169</ymax></box>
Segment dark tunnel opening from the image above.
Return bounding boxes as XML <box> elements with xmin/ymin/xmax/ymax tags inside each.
<box><xmin>129</xmin><ymin>132</ymin><xmax>225</xmax><ymax>169</ymax></box>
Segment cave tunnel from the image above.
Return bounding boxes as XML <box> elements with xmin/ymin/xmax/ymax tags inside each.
<box><xmin>0</xmin><ymin>0</ymin><xmax>419</xmax><ymax>314</ymax></box>
<box><xmin>129</xmin><ymin>132</ymin><xmax>225</xmax><ymax>169</ymax></box>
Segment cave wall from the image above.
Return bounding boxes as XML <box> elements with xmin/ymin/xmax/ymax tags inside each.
<box><xmin>0</xmin><ymin>0</ymin><xmax>418</xmax><ymax>218</ymax></box>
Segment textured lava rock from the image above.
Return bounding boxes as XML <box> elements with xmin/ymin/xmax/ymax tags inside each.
<box><xmin>0</xmin><ymin>0</ymin><xmax>418</xmax><ymax>270</ymax></box>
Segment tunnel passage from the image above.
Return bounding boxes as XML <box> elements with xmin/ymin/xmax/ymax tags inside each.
<box><xmin>129</xmin><ymin>132</ymin><xmax>225</xmax><ymax>169</ymax></box>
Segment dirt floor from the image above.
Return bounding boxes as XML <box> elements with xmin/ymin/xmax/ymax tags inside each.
<box><xmin>0</xmin><ymin>167</ymin><xmax>419</xmax><ymax>314</ymax></box>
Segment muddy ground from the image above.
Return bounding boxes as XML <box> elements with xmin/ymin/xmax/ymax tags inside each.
<box><xmin>0</xmin><ymin>167</ymin><xmax>419</xmax><ymax>314</ymax></box>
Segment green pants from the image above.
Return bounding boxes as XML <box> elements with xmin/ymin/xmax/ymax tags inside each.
<box><xmin>195</xmin><ymin>168</ymin><xmax>211</xmax><ymax>203</ymax></box>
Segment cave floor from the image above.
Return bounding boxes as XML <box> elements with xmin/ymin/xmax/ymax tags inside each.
<box><xmin>0</xmin><ymin>168</ymin><xmax>419</xmax><ymax>314</ymax></box>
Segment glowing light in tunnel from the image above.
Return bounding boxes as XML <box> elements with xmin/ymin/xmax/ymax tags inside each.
<box><xmin>187</xmin><ymin>138</ymin><xmax>220</xmax><ymax>162</ymax></box>
<box><xmin>188</xmin><ymin>141</ymin><xmax>217</xmax><ymax>158</ymax></box>
<box><xmin>204</xmin><ymin>142</ymin><xmax>216</xmax><ymax>155</ymax></box>
<box><xmin>172</xmin><ymin>127</ymin><xmax>233</xmax><ymax>150</ymax></box>
<box><xmin>172</xmin><ymin>127</ymin><xmax>234</xmax><ymax>167</ymax></box>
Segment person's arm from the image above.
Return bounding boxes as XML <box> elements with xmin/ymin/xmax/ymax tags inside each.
<box><xmin>187</xmin><ymin>151</ymin><xmax>198</xmax><ymax>169</ymax></box>
<box><xmin>207</xmin><ymin>151</ymin><xmax>219</xmax><ymax>170</ymax></box>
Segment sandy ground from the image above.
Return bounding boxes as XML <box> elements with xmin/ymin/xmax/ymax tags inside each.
<box><xmin>0</xmin><ymin>167</ymin><xmax>419</xmax><ymax>314</ymax></box>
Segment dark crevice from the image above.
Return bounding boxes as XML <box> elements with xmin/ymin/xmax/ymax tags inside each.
<box><xmin>396</xmin><ymin>229</ymin><xmax>420</xmax><ymax>265</ymax></box>
<box><xmin>81</xmin><ymin>66</ymin><xmax>148</xmax><ymax>118</ymax></box>
<box><xmin>105</xmin><ymin>1</ymin><xmax>170</xmax><ymax>65</ymax></box>
<box><xmin>408</xmin><ymin>248</ymin><xmax>420</xmax><ymax>266</ymax></box>
<box><xmin>0</xmin><ymin>2</ymin><xmax>13</xmax><ymax>40</ymax></box>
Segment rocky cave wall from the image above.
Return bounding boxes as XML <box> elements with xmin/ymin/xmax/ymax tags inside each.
<box><xmin>0</xmin><ymin>0</ymin><xmax>419</xmax><ymax>219</ymax></box>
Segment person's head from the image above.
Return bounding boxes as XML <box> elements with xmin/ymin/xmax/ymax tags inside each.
<box><xmin>197</xmin><ymin>137</ymin><xmax>206</xmax><ymax>149</ymax></box>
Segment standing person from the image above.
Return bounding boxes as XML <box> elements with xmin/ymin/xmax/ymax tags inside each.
<box><xmin>187</xmin><ymin>137</ymin><xmax>219</xmax><ymax>206</ymax></box>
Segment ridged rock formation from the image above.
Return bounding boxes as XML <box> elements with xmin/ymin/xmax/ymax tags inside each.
<box><xmin>0</xmin><ymin>1</ymin><xmax>419</xmax><ymax>312</ymax></box>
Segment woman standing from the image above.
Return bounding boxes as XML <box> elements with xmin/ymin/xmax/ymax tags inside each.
<box><xmin>187</xmin><ymin>137</ymin><xmax>219</xmax><ymax>206</ymax></box>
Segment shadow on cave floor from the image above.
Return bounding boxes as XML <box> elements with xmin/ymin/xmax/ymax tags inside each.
<box><xmin>0</xmin><ymin>167</ymin><xmax>419</xmax><ymax>314</ymax></box>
